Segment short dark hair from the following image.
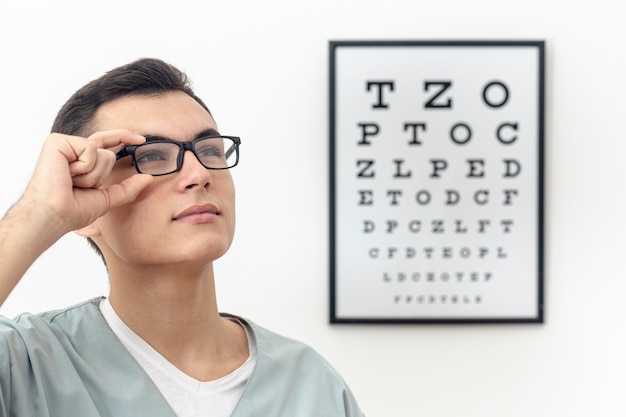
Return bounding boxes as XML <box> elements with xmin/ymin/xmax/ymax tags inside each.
<box><xmin>52</xmin><ymin>57</ymin><xmax>211</xmax><ymax>136</ymax></box>
<box><xmin>51</xmin><ymin>58</ymin><xmax>212</xmax><ymax>263</ymax></box>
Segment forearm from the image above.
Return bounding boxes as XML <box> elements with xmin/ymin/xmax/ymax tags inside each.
<box><xmin>0</xmin><ymin>200</ymin><xmax>66</xmax><ymax>307</ymax></box>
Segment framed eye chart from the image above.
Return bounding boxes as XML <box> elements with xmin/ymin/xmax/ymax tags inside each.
<box><xmin>329</xmin><ymin>40</ymin><xmax>545</xmax><ymax>324</ymax></box>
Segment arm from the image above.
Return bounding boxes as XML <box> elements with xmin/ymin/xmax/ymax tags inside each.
<box><xmin>0</xmin><ymin>130</ymin><xmax>153</xmax><ymax>306</ymax></box>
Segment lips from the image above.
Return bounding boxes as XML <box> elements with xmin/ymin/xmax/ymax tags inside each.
<box><xmin>173</xmin><ymin>204</ymin><xmax>220</xmax><ymax>223</ymax></box>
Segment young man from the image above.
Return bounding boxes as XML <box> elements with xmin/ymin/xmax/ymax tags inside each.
<box><xmin>0</xmin><ymin>58</ymin><xmax>363</xmax><ymax>417</ymax></box>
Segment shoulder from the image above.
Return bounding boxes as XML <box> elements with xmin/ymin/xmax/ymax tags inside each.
<box><xmin>223</xmin><ymin>315</ymin><xmax>365</xmax><ymax>416</ymax></box>
<box><xmin>0</xmin><ymin>298</ymin><xmax>177</xmax><ymax>416</ymax></box>
<box><xmin>2</xmin><ymin>297</ymin><xmax>103</xmax><ymax>334</ymax></box>
<box><xmin>226</xmin><ymin>315</ymin><xmax>345</xmax><ymax>387</ymax></box>
<box><xmin>37</xmin><ymin>297</ymin><xmax>104</xmax><ymax>326</ymax></box>
<box><xmin>227</xmin><ymin>314</ymin><xmax>329</xmax><ymax>366</ymax></box>
<box><xmin>0</xmin><ymin>298</ymin><xmax>105</xmax><ymax>384</ymax></box>
<box><xmin>1</xmin><ymin>297</ymin><xmax>104</xmax><ymax>341</ymax></box>
<box><xmin>0</xmin><ymin>297</ymin><xmax>112</xmax><ymax>363</ymax></box>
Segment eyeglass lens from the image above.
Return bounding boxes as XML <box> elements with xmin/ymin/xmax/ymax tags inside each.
<box><xmin>134</xmin><ymin>137</ymin><xmax>237</xmax><ymax>175</ymax></box>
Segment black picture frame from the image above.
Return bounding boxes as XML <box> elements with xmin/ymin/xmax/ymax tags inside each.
<box><xmin>329</xmin><ymin>40</ymin><xmax>545</xmax><ymax>324</ymax></box>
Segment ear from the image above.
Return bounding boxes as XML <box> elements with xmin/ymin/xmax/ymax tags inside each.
<box><xmin>74</xmin><ymin>221</ymin><xmax>101</xmax><ymax>238</ymax></box>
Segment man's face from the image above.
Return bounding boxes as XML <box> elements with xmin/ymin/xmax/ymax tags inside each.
<box><xmin>88</xmin><ymin>91</ymin><xmax>236</xmax><ymax>269</ymax></box>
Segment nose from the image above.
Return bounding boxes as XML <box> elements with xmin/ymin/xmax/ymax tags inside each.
<box><xmin>177</xmin><ymin>149</ymin><xmax>212</xmax><ymax>190</ymax></box>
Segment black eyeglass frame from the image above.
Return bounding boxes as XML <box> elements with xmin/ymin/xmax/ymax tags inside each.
<box><xmin>115</xmin><ymin>135</ymin><xmax>241</xmax><ymax>176</ymax></box>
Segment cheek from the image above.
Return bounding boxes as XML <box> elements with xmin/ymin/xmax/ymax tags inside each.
<box><xmin>218</xmin><ymin>180</ymin><xmax>236</xmax><ymax>230</ymax></box>
<box><xmin>94</xmin><ymin>206</ymin><xmax>164</xmax><ymax>265</ymax></box>
<box><xmin>97</xmin><ymin>186</ymin><xmax>161</xmax><ymax>244</ymax></box>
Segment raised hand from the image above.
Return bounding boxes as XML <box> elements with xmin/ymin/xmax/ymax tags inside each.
<box><xmin>25</xmin><ymin>130</ymin><xmax>154</xmax><ymax>232</ymax></box>
<box><xmin>0</xmin><ymin>130</ymin><xmax>154</xmax><ymax>305</ymax></box>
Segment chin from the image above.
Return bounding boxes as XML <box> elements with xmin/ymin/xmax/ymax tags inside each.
<box><xmin>179</xmin><ymin>241</ymin><xmax>232</xmax><ymax>263</ymax></box>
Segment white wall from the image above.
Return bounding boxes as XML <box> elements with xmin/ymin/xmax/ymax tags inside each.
<box><xmin>1</xmin><ymin>1</ymin><xmax>624</xmax><ymax>416</ymax></box>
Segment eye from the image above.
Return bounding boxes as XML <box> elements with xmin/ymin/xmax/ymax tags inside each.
<box><xmin>196</xmin><ymin>143</ymin><xmax>224</xmax><ymax>158</ymax></box>
<box><xmin>134</xmin><ymin>142</ymin><xmax>179</xmax><ymax>164</ymax></box>
<box><xmin>136</xmin><ymin>149</ymin><xmax>169</xmax><ymax>163</ymax></box>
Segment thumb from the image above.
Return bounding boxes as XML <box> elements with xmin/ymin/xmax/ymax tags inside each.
<box><xmin>104</xmin><ymin>174</ymin><xmax>154</xmax><ymax>209</ymax></box>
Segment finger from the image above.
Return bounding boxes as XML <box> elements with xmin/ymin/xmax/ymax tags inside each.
<box><xmin>70</xmin><ymin>148</ymin><xmax>116</xmax><ymax>188</ymax></box>
<box><xmin>64</xmin><ymin>139</ymin><xmax>97</xmax><ymax>177</ymax></box>
<box><xmin>46</xmin><ymin>132</ymin><xmax>144</xmax><ymax>172</ymax></box>
<box><xmin>87</xmin><ymin>130</ymin><xmax>146</xmax><ymax>151</ymax></box>
<box><xmin>103</xmin><ymin>174</ymin><xmax>154</xmax><ymax>210</ymax></box>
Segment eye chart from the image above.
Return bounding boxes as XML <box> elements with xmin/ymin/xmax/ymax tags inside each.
<box><xmin>329</xmin><ymin>41</ymin><xmax>545</xmax><ymax>323</ymax></box>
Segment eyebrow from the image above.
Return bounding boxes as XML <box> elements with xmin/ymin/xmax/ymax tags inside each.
<box><xmin>144</xmin><ymin>128</ymin><xmax>221</xmax><ymax>142</ymax></box>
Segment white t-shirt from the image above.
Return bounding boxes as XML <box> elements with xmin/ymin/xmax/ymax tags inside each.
<box><xmin>100</xmin><ymin>298</ymin><xmax>256</xmax><ymax>417</ymax></box>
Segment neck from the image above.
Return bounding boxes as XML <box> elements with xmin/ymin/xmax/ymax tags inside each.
<box><xmin>108</xmin><ymin>261</ymin><xmax>220</xmax><ymax>329</ymax></box>
<box><xmin>105</xmin><ymin>262</ymin><xmax>248</xmax><ymax>381</ymax></box>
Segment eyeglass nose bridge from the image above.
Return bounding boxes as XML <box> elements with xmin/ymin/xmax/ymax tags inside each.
<box><xmin>175</xmin><ymin>141</ymin><xmax>208</xmax><ymax>171</ymax></box>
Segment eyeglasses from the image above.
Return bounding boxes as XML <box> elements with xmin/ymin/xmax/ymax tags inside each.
<box><xmin>116</xmin><ymin>135</ymin><xmax>241</xmax><ymax>176</ymax></box>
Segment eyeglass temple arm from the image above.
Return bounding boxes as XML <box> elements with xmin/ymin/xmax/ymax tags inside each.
<box><xmin>115</xmin><ymin>148</ymin><xmax>131</xmax><ymax>160</ymax></box>
<box><xmin>225</xmin><ymin>144</ymin><xmax>236</xmax><ymax>159</ymax></box>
